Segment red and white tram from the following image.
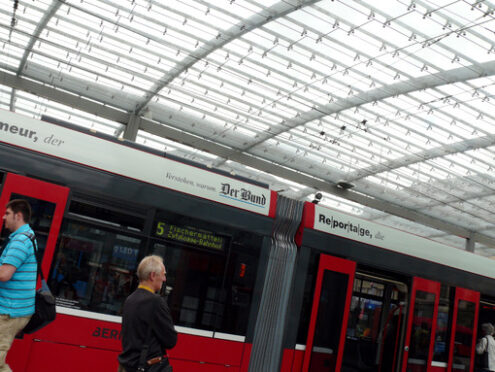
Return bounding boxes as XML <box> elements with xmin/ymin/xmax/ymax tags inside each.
<box><xmin>0</xmin><ymin>109</ymin><xmax>494</xmax><ymax>372</ymax></box>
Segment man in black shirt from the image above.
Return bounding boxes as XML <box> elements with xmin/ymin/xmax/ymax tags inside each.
<box><xmin>118</xmin><ymin>255</ymin><xmax>177</xmax><ymax>372</ymax></box>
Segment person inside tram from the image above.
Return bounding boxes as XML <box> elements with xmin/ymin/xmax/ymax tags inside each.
<box><xmin>476</xmin><ymin>323</ymin><xmax>495</xmax><ymax>372</ymax></box>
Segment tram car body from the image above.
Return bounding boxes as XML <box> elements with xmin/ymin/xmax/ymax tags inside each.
<box><xmin>0</xmin><ymin>109</ymin><xmax>494</xmax><ymax>372</ymax></box>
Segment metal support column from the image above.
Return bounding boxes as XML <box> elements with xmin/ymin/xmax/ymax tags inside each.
<box><xmin>124</xmin><ymin>113</ymin><xmax>141</xmax><ymax>141</ymax></box>
<box><xmin>465</xmin><ymin>232</ymin><xmax>475</xmax><ymax>252</ymax></box>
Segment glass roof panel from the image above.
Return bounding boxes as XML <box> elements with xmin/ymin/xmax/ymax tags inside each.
<box><xmin>1</xmin><ymin>0</ymin><xmax>495</xmax><ymax>257</ymax></box>
<box><xmin>0</xmin><ymin>85</ymin><xmax>11</xmax><ymax>110</ymax></box>
<box><xmin>13</xmin><ymin>90</ymin><xmax>123</xmax><ymax>135</ymax></box>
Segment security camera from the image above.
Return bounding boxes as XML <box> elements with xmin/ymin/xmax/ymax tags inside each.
<box><xmin>312</xmin><ymin>192</ymin><xmax>322</xmax><ymax>204</ymax></box>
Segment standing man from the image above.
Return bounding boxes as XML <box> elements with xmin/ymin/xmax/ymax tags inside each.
<box><xmin>0</xmin><ymin>199</ymin><xmax>37</xmax><ymax>372</ymax></box>
<box><xmin>118</xmin><ymin>255</ymin><xmax>177</xmax><ymax>372</ymax></box>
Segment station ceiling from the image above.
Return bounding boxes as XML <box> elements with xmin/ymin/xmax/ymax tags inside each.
<box><xmin>1</xmin><ymin>0</ymin><xmax>495</xmax><ymax>258</ymax></box>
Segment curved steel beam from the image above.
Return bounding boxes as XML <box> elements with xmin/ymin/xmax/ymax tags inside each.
<box><xmin>132</xmin><ymin>0</ymin><xmax>321</xmax><ymax>115</ymax></box>
<box><xmin>10</xmin><ymin>0</ymin><xmax>61</xmax><ymax>111</ymax></box>
<box><xmin>17</xmin><ymin>1</ymin><xmax>62</xmax><ymax>75</ymax></box>
<box><xmin>241</xmin><ymin>60</ymin><xmax>495</xmax><ymax>152</ymax></box>
<box><xmin>346</xmin><ymin>134</ymin><xmax>495</xmax><ymax>181</ymax></box>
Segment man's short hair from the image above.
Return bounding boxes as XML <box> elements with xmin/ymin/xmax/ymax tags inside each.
<box><xmin>481</xmin><ymin>323</ymin><xmax>494</xmax><ymax>336</ymax></box>
<box><xmin>6</xmin><ymin>199</ymin><xmax>32</xmax><ymax>223</ymax></box>
<box><xmin>137</xmin><ymin>255</ymin><xmax>164</xmax><ymax>282</ymax></box>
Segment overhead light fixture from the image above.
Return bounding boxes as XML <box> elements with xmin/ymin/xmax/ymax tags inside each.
<box><xmin>336</xmin><ymin>180</ymin><xmax>355</xmax><ymax>190</ymax></box>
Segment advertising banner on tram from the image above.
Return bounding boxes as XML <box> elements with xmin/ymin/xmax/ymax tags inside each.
<box><xmin>0</xmin><ymin>110</ymin><xmax>272</xmax><ymax>215</ymax></box>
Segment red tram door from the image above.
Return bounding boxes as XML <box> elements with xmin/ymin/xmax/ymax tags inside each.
<box><xmin>401</xmin><ymin>277</ymin><xmax>441</xmax><ymax>372</ymax></box>
<box><xmin>0</xmin><ymin>173</ymin><xmax>69</xmax><ymax>371</ymax></box>
<box><xmin>447</xmin><ymin>288</ymin><xmax>479</xmax><ymax>372</ymax></box>
<box><xmin>302</xmin><ymin>254</ymin><xmax>356</xmax><ymax>372</ymax></box>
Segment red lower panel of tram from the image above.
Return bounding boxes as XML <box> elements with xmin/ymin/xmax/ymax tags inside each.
<box><xmin>8</xmin><ymin>314</ymin><xmax>249</xmax><ymax>372</ymax></box>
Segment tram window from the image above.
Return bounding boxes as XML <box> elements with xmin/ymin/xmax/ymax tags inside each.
<box><xmin>48</xmin><ymin>220</ymin><xmax>142</xmax><ymax>315</ymax></box>
<box><xmin>347</xmin><ymin>295</ymin><xmax>383</xmax><ymax>340</ymax></box>
<box><xmin>433</xmin><ymin>285</ymin><xmax>452</xmax><ymax>363</ymax></box>
<box><xmin>69</xmin><ymin>200</ymin><xmax>145</xmax><ymax>232</ymax></box>
<box><xmin>151</xmin><ymin>223</ymin><xmax>260</xmax><ymax>336</ymax></box>
<box><xmin>353</xmin><ymin>278</ymin><xmax>362</xmax><ymax>292</ymax></box>
<box><xmin>478</xmin><ymin>302</ymin><xmax>495</xmax><ymax>337</ymax></box>
<box><xmin>152</xmin><ymin>240</ymin><xmax>226</xmax><ymax>330</ymax></box>
<box><xmin>355</xmin><ymin>280</ymin><xmax>385</xmax><ymax>297</ymax></box>
<box><xmin>343</xmin><ymin>278</ymin><xmax>391</xmax><ymax>371</ymax></box>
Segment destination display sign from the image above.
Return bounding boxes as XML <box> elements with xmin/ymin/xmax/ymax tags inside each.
<box><xmin>155</xmin><ymin>221</ymin><xmax>226</xmax><ymax>251</ymax></box>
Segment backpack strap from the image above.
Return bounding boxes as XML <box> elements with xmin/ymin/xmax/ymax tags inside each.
<box><xmin>0</xmin><ymin>236</ymin><xmax>10</xmax><ymax>257</ymax></box>
<box><xmin>20</xmin><ymin>232</ymin><xmax>44</xmax><ymax>282</ymax></box>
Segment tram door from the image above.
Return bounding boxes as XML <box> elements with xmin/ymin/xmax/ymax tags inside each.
<box><xmin>302</xmin><ymin>254</ymin><xmax>356</xmax><ymax>372</ymax></box>
<box><xmin>0</xmin><ymin>173</ymin><xmax>69</xmax><ymax>371</ymax></box>
<box><xmin>401</xmin><ymin>277</ymin><xmax>441</xmax><ymax>372</ymax></box>
<box><xmin>447</xmin><ymin>288</ymin><xmax>479</xmax><ymax>372</ymax></box>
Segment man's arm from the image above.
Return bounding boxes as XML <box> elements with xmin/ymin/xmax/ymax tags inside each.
<box><xmin>0</xmin><ymin>264</ymin><xmax>17</xmax><ymax>281</ymax></box>
<box><xmin>476</xmin><ymin>337</ymin><xmax>487</xmax><ymax>354</ymax></box>
<box><xmin>154</xmin><ymin>297</ymin><xmax>178</xmax><ymax>350</ymax></box>
<box><xmin>0</xmin><ymin>235</ymin><xmax>31</xmax><ymax>282</ymax></box>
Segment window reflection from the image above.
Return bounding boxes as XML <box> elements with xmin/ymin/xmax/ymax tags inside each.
<box><xmin>309</xmin><ymin>270</ymin><xmax>348</xmax><ymax>372</ymax></box>
<box><xmin>407</xmin><ymin>290</ymin><xmax>436</xmax><ymax>372</ymax></box>
<box><xmin>343</xmin><ymin>277</ymin><xmax>406</xmax><ymax>372</ymax></box>
<box><xmin>48</xmin><ymin>221</ymin><xmax>141</xmax><ymax>315</ymax></box>
<box><xmin>433</xmin><ymin>285</ymin><xmax>452</xmax><ymax>363</ymax></box>
<box><xmin>152</xmin><ymin>235</ymin><xmax>260</xmax><ymax>335</ymax></box>
<box><xmin>452</xmin><ymin>300</ymin><xmax>475</xmax><ymax>372</ymax></box>
<box><xmin>153</xmin><ymin>241</ymin><xmax>226</xmax><ymax>330</ymax></box>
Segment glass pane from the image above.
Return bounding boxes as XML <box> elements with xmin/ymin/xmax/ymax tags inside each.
<box><xmin>344</xmin><ymin>278</ymin><xmax>407</xmax><ymax>372</ymax></box>
<box><xmin>219</xmin><ymin>240</ymin><xmax>260</xmax><ymax>335</ymax></box>
<box><xmin>297</xmin><ymin>250</ymin><xmax>319</xmax><ymax>344</ymax></box>
<box><xmin>452</xmin><ymin>300</ymin><xmax>475</xmax><ymax>372</ymax></box>
<box><xmin>343</xmin><ymin>296</ymin><xmax>382</xmax><ymax>371</ymax></box>
<box><xmin>1</xmin><ymin>193</ymin><xmax>56</xmax><ymax>261</ymax></box>
<box><xmin>151</xmin><ymin>212</ymin><xmax>261</xmax><ymax>335</ymax></box>
<box><xmin>48</xmin><ymin>220</ymin><xmax>142</xmax><ymax>315</ymax></box>
<box><xmin>407</xmin><ymin>290</ymin><xmax>436</xmax><ymax>372</ymax></box>
<box><xmin>152</xmin><ymin>241</ymin><xmax>226</xmax><ymax>331</ymax></box>
<box><xmin>309</xmin><ymin>270</ymin><xmax>349</xmax><ymax>372</ymax></box>
<box><xmin>478</xmin><ymin>303</ymin><xmax>495</xmax><ymax>335</ymax></box>
<box><xmin>380</xmin><ymin>304</ymin><xmax>404</xmax><ymax>372</ymax></box>
<box><xmin>433</xmin><ymin>285</ymin><xmax>452</xmax><ymax>362</ymax></box>
<box><xmin>69</xmin><ymin>200</ymin><xmax>145</xmax><ymax>232</ymax></box>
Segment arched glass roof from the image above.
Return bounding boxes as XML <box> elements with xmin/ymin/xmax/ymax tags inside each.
<box><xmin>1</xmin><ymin>0</ymin><xmax>495</xmax><ymax>257</ymax></box>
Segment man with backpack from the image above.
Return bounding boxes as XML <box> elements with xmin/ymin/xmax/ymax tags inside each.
<box><xmin>0</xmin><ymin>199</ymin><xmax>37</xmax><ymax>372</ymax></box>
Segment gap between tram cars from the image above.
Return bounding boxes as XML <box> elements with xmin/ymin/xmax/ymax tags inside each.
<box><xmin>0</xmin><ymin>110</ymin><xmax>494</xmax><ymax>372</ymax></box>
